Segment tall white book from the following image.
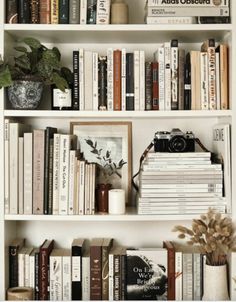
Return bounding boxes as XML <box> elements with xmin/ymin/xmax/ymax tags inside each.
<box><xmin>92</xmin><ymin>52</ymin><xmax>99</xmax><ymax>111</ymax></box>
<box><xmin>79</xmin><ymin>48</ymin><xmax>85</xmax><ymax>110</ymax></box>
<box><xmin>175</xmin><ymin>251</ymin><xmax>183</xmax><ymax>301</ymax></box>
<box><xmin>139</xmin><ymin>50</ymin><xmax>145</xmax><ymax>111</ymax></box>
<box><xmin>78</xmin><ymin>160</ymin><xmax>85</xmax><ymax>215</ymax></box>
<box><xmin>24</xmin><ymin>247</ymin><xmax>33</xmax><ymax>287</ymax></box>
<box><xmin>50</xmin><ymin>249</ymin><xmax>63</xmax><ymax>301</ymax></box>
<box><xmin>107</xmin><ymin>48</ymin><xmax>114</xmax><ymax>111</ymax></box>
<box><xmin>4</xmin><ymin>119</ymin><xmax>10</xmax><ymax>214</ymax></box>
<box><xmin>158</xmin><ymin>47</ymin><xmax>165</xmax><ymax>111</ymax></box>
<box><xmin>164</xmin><ymin>42</ymin><xmax>171</xmax><ymax>110</ymax></box>
<box><xmin>134</xmin><ymin>50</ymin><xmax>140</xmax><ymax>111</ymax></box>
<box><xmin>82</xmin><ymin>251</ymin><xmax>90</xmax><ymax>300</ymax></box>
<box><xmin>84</xmin><ymin>50</ymin><xmax>93</xmax><ymax>110</ymax></box>
<box><xmin>23</xmin><ymin>133</ymin><xmax>33</xmax><ymax>214</ymax></box>
<box><xmin>18</xmin><ymin>137</ymin><xmax>24</xmax><ymax>215</ymax></box>
<box><xmin>53</xmin><ymin>133</ymin><xmax>61</xmax><ymax>215</ymax></box>
<box><xmin>63</xmin><ymin>249</ymin><xmax>72</xmax><ymax>301</ymax></box>
<box><xmin>171</xmin><ymin>40</ymin><xmax>178</xmax><ymax>110</ymax></box>
<box><xmin>80</xmin><ymin>0</ymin><xmax>87</xmax><ymax>24</ymax></box>
<box><xmin>68</xmin><ymin>150</ymin><xmax>77</xmax><ymax>215</ymax></box>
<box><xmin>200</xmin><ymin>52</ymin><xmax>209</xmax><ymax>110</ymax></box>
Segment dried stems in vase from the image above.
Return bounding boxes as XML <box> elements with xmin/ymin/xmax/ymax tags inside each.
<box><xmin>173</xmin><ymin>208</ymin><xmax>236</xmax><ymax>266</ymax></box>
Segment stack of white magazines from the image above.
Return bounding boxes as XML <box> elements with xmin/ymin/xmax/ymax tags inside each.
<box><xmin>138</xmin><ymin>152</ymin><xmax>226</xmax><ymax>215</ymax></box>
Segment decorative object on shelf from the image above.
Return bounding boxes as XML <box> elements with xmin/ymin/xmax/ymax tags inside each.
<box><xmin>108</xmin><ymin>189</ymin><xmax>126</xmax><ymax>214</ymax></box>
<box><xmin>173</xmin><ymin>208</ymin><xmax>235</xmax><ymax>301</ymax></box>
<box><xmin>7</xmin><ymin>287</ymin><xmax>34</xmax><ymax>300</ymax></box>
<box><xmin>71</xmin><ymin>122</ymin><xmax>132</xmax><ymax>203</ymax></box>
<box><xmin>96</xmin><ymin>183</ymin><xmax>112</xmax><ymax>213</ymax></box>
<box><xmin>0</xmin><ymin>37</ymin><xmax>72</xmax><ymax>109</ymax></box>
<box><xmin>111</xmin><ymin>0</ymin><xmax>129</xmax><ymax>24</ymax></box>
<box><xmin>52</xmin><ymin>88</ymin><xmax>72</xmax><ymax>110</ymax></box>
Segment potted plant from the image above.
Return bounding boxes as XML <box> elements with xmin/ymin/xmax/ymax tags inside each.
<box><xmin>0</xmin><ymin>37</ymin><xmax>72</xmax><ymax>109</ymax></box>
<box><xmin>173</xmin><ymin>208</ymin><xmax>236</xmax><ymax>301</ymax></box>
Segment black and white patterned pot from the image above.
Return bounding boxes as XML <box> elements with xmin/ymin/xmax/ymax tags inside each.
<box><xmin>7</xmin><ymin>80</ymin><xmax>43</xmax><ymax>109</ymax></box>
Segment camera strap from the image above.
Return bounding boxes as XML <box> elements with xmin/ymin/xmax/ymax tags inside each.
<box><xmin>132</xmin><ymin>138</ymin><xmax>210</xmax><ymax>192</ymax></box>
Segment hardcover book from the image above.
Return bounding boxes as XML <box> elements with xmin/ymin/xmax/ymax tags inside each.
<box><xmin>90</xmin><ymin>238</ymin><xmax>103</xmax><ymax>300</ymax></box>
<box><xmin>72</xmin><ymin>238</ymin><xmax>85</xmax><ymax>300</ymax></box>
<box><xmin>126</xmin><ymin>248</ymin><xmax>168</xmax><ymax>300</ymax></box>
<box><xmin>6</xmin><ymin>0</ymin><xmax>18</xmax><ymax>23</ymax></box>
<box><xmin>9</xmin><ymin>238</ymin><xmax>25</xmax><ymax>288</ymax></box>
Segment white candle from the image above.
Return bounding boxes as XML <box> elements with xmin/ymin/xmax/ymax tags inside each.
<box><xmin>108</xmin><ymin>189</ymin><xmax>126</xmax><ymax>214</ymax></box>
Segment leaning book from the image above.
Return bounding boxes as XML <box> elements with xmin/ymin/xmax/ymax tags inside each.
<box><xmin>126</xmin><ymin>248</ymin><xmax>168</xmax><ymax>300</ymax></box>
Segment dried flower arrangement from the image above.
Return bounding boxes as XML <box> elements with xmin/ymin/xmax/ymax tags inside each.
<box><xmin>173</xmin><ymin>208</ymin><xmax>236</xmax><ymax>266</ymax></box>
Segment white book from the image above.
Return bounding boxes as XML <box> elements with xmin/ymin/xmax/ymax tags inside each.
<box><xmin>79</xmin><ymin>160</ymin><xmax>85</xmax><ymax>215</ymax></box>
<box><xmin>85</xmin><ymin>163</ymin><xmax>90</xmax><ymax>215</ymax></box>
<box><xmin>18</xmin><ymin>249</ymin><xmax>25</xmax><ymax>286</ymax></box>
<box><xmin>96</xmin><ymin>0</ymin><xmax>111</xmax><ymax>24</ymax></box>
<box><xmin>53</xmin><ymin>133</ymin><xmax>60</xmax><ymax>215</ymax></box>
<box><xmin>108</xmin><ymin>253</ymin><xmax>114</xmax><ymax>301</ymax></box>
<box><xmin>200</xmin><ymin>52</ymin><xmax>209</xmax><ymax>110</ymax></box>
<box><xmin>193</xmin><ymin>253</ymin><xmax>201</xmax><ymax>300</ymax></box>
<box><xmin>207</xmin><ymin>45</ymin><xmax>216</xmax><ymax>110</ymax></box>
<box><xmin>215</xmin><ymin>52</ymin><xmax>221</xmax><ymax>110</ymax></box>
<box><xmin>18</xmin><ymin>137</ymin><xmax>24</xmax><ymax>215</ymax></box>
<box><xmin>62</xmin><ymin>250</ymin><xmax>72</xmax><ymax>301</ymax></box>
<box><xmin>59</xmin><ymin>135</ymin><xmax>76</xmax><ymax>215</ymax></box>
<box><xmin>146</xmin><ymin>16</ymin><xmax>196</xmax><ymax>24</ymax></box>
<box><xmin>171</xmin><ymin>40</ymin><xmax>178</xmax><ymax>109</ymax></box>
<box><xmin>183</xmin><ymin>253</ymin><xmax>193</xmax><ymax>301</ymax></box>
<box><xmin>147</xmin><ymin>151</ymin><xmax>211</xmax><ymax>158</ymax></box>
<box><xmin>107</xmin><ymin>48</ymin><xmax>114</xmax><ymax>111</ymax></box>
<box><xmin>134</xmin><ymin>50</ymin><xmax>140</xmax><ymax>110</ymax></box>
<box><xmin>92</xmin><ymin>52</ymin><xmax>99</xmax><ymax>111</ymax></box>
<box><xmin>139</xmin><ymin>196</ymin><xmax>226</xmax><ymax>203</ymax></box>
<box><xmin>140</xmin><ymin>192</ymin><xmax>222</xmax><ymax>198</ymax></box>
<box><xmin>139</xmin><ymin>50</ymin><xmax>145</xmax><ymax>111</ymax></box>
<box><xmin>24</xmin><ymin>247</ymin><xmax>33</xmax><ymax>287</ymax></box>
<box><xmin>142</xmin><ymin>164</ymin><xmax>222</xmax><ymax>171</ymax></box>
<box><xmin>4</xmin><ymin>119</ymin><xmax>10</xmax><ymax>214</ymax></box>
<box><xmin>23</xmin><ymin>133</ymin><xmax>33</xmax><ymax>214</ymax></box>
<box><xmin>29</xmin><ymin>248</ymin><xmax>38</xmax><ymax>290</ymax></box>
<box><xmin>157</xmin><ymin>47</ymin><xmax>165</xmax><ymax>110</ymax></box>
<box><xmin>121</xmin><ymin>48</ymin><xmax>126</xmax><ymax>111</ymax></box>
<box><xmin>230</xmin><ymin>252</ymin><xmax>236</xmax><ymax>301</ymax></box>
<box><xmin>147</xmin><ymin>7</ymin><xmax>229</xmax><ymax>17</ymax></box>
<box><xmin>91</xmin><ymin>164</ymin><xmax>96</xmax><ymax>215</ymax></box>
<box><xmin>145</xmin><ymin>159</ymin><xmax>211</xmax><ymax>165</ymax></box>
<box><xmin>80</xmin><ymin>0</ymin><xmax>87</xmax><ymax>24</ymax></box>
<box><xmin>141</xmin><ymin>170</ymin><xmax>222</xmax><ymax>176</ymax></box>
<box><xmin>138</xmin><ymin>207</ymin><xmax>225</xmax><ymax>215</ymax></box>
<box><xmin>175</xmin><ymin>251</ymin><xmax>182</xmax><ymax>301</ymax></box>
<box><xmin>82</xmin><ymin>252</ymin><xmax>90</xmax><ymax>300</ymax></box>
<box><xmin>50</xmin><ymin>249</ymin><xmax>63</xmax><ymax>301</ymax></box>
<box><xmin>88</xmin><ymin>164</ymin><xmax>93</xmax><ymax>215</ymax></box>
<box><xmin>75</xmin><ymin>160</ymin><xmax>80</xmax><ymax>215</ymax></box>
<box><xmin>69</xmin><ymin>150</ymin><xmax>77</xmax><ymax>215</ymax></box>
<box><xmin>212</xmin><ymin>123</ymin><xmax>231</xmax><ymax>212</ymax></box>
<box><xmin>146</xmin><ymin>0</ymin><xmax>229</xmax><ymax>6</ymax></box>
<box><xmin>164</xmin><ymin>42</ymin><xmax>171</xmax><ymax>110</ymax></box>
<box><xmin>84</xmin><ymin>50</ymin><xmax>93</xmax><ymax>110</ymax></box>
<box><xmin>79</xmin><ymin>48</ymin><xmax>85</xmax><ymax>110</ymax></box>
<box><xmin>141</xmin><ymin>183</ymin><xmax>222</xmax><ymax>189</ymax></box>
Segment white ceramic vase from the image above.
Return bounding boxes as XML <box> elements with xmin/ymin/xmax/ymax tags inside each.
<box><xmin>203</xmin><ymin>264</ymin><xmax>229</xmax><ymax>301</ymax></box>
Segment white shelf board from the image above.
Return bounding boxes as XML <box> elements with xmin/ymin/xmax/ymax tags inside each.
<box><xmin>4</xmin><ymin>110</ymin><xmax>232</xmax><ymax>119</ymax></box>
<box><xmin>4</xmin><ymin>24</ymin><xmax>232</xmax><ymax>43</ymax></box>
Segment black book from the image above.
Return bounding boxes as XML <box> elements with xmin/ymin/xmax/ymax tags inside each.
<box><xmin>19</xmin><ymin>0</ymin><xmax>30</xmax><ymax>23</ymax></box>
<box><xmin>44</xmin><ymin>127</ymin><xmax>57</xmax><ymax>214</ymax></box>
<box><xmin>59</xmin><ymin>0</ymin><xmax>69</xmax><ymax>24</ymax></box>
<box><xmin>73</xmin><ymin>51</ymin><xmax>80</xmax><ymax>110</ymax></box>
<box><xmin>145</xmin><ymin>62</ymin><xmax>152</xmax><ymax>111</ymax></box>
<box><xmin>47</xmin><ymin>138</ymin><xmax>54</xmax><ymax>215</ymax></box>
<box><xmin>6</xmin><ymin>0</ymin><xmax>18</xmax><ymax>23</ymax></box>
<box><xmin>9</xmin><ymin>238</ymin><xmax>25</xmax><ymax>287</ymax></box>
<box><xmin>184</xmin><ymin>53</ymin><xmax>191</xmax><ymax>110</ymax></box>
<box><xmin>35</xmin><ymin>249</ymin><xmax>40</xmax><ymax>300</ymax></box>
<box><xmin>126</xmin><ymin>53</ymin><xmax>134</xmax><ymax>111</ymax></box>
<box><xmin>87</xmin><ymin>0</ymin><xmax>97</xmax><ymax>24</ymax></box>
<box><xmin>72</xmin><ymin>238</ymin><xmax>85</xmax><ymax>300</ymax></box>
<box><xmin>98</xmin><ymin>56</ymin><xmax>107</xmax><ymax>110</ymax></box>
<box><xmin>120</xmin><ymin>247</ymin><xmax>127</xmax><ymax>301</ymax></box>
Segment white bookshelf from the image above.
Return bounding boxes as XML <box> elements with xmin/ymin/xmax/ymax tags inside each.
<box><xmin>0</xmin><ymin>0</ymin><xmax>235</xmax><ymax>300</ymax></box>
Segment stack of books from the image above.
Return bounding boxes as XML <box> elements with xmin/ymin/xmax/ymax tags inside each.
<box><xmin>138</xmin><ymin>151</ymin><xmax>226</xmax><ymax>215</ymax></box>
<box><xmin>145</xmin><ymin>0</ymin><xmax>230</xmax><ymax>24</ymax></box>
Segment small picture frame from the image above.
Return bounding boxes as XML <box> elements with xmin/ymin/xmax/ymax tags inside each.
<box><xmin>71</xmin><ymin>121</ymin><xmax>132</xmax><ymax>204</ymax></box>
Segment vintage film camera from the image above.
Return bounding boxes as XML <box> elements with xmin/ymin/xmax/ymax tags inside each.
<box><xmin>154</xmin><ymin>128</ymin><xmax>195</xmax><ymax>153</ymax></box>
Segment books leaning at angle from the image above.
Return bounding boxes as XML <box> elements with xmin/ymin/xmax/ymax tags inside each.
<box><xmin>139</xmin><ymin>150</ymin><xmax>226</xmax><ymax>215</ymax></box>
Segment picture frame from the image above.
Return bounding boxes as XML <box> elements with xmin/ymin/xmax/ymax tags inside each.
<box><xmin>70</xmin><ymin>121</ymin><xmax>132</xmax><ymax>204</ymax></box>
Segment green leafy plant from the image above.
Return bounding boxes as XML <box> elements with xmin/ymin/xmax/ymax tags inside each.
<box><xmin>0</xmin><ymin>37</ymin><xmax>72</xmax><ymax>91</ymax></box>
<box><xmin>173</xmin><ymin>208</ymin><xmax>236</xmax><ymax>266</ymax></box>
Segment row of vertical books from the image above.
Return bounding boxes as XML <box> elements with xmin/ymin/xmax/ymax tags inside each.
<box><xmin>6</xmin><ymin>0</ymin><xmax>111</xmax><ymax>24</ymax></box>
<box><xmin>70</xmin><ymin>39</ymin><xmax>228</xmax><ymax>112</ymax></box>
<box><xmin>4</xmin><ymin>120</ymin><xmax>96</xmax><ymax>216</ymax></box>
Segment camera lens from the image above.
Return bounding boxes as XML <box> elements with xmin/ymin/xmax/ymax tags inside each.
<box><xmin>169</xmin><ymin>136</ymin><xmax>187</xmax><ymax>152</ymax></box>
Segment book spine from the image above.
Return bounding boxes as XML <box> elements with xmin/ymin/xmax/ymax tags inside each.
<box><xmin>164</xmin><ymin>42</ymin><xmax>171</xmax><ymax>110</ymax></box>
<box><xmin>113</xmin><ymin>50</ymin><xmax>122</xmax><ymax>111</ymax></box>
<box><xmin>171</xmin><ymin>39</ymin><xmax>179</xmax><ymax>110</ymax></box>
<box><xmin>215</xmin><ymin>52</ymin><xmax>220</xmax><ymax>110</ymax></box>
<box><xmin>69</xmin><ymin>0</ymin><xmax>80</xmax><ymax>23</ymax></box>
<box><xmin>98</xmin><ymin>56</ymin><xmax>107</xmax><ymax>110</ymax></box>
<box><xmin>48</xmin><ymin>139</ymin><xmax>54</xmax><ymax>215</ymax></box>
<box><xmin>30</xmin><ymin>0</ymin><xmax>40</xmax><ymax>23</ymax></box>
<box><xmin>165</xmin><ymin>245</ymin><xmax>175</xmax><ymax>300</ymax></box>
<box><xmin>152</xmin><ymin>62</ymin><xmax>159</xmax><ymax>110</ymax></box>
<box><xmin>18</xmin><ymin>252</ymin><xmax>25</xmax><ymax>286</ymax></box>
<box><xmin>59</xmin><ymin>0</ymin><xmax>69</xmax><ymax>23</ymax></box>
<box><xmin>184</xmin><ymin>53</ymin><xmax>191</xmax><ymax>110</ymax></box>
<box><xmin>208</xmin><ymin>45</ymin><xmax>216</xmax><ymax>110</ymax></box>
<box><xmin>84</xmin><ymin>163</ymin><xmax>90</xmax><ymax>215</ymax></box>
<box><xmin>44</xmin><ymin>130</ymin><xmax>51</xmax><ymax>214</ymax></box>
<box><xmin>134</xmin><ymin>50</ymin><xmax>140</xmax><ymax>111</ymax></box>
<box><xmin>52</xmin><ymin>134</ymin><xmax>60</xmax><ymax>215</ymax></box>
<box><xmin>6</xmin><ymin>0</ymin><xmax>18</xmax><ymax>23</ymax></box>
<box><xmin>139</xmin><ymin>50</ymin><xmax>145</xmax><ymax>111</ymax></box>
<box><xmin>23</xmin><ymin>133</ymin><xmax>33</xmax><ymax>214</ymax></box>
<box><xmin>80</xmin><ymin>0</ymin><xmax>87</xmax><ymax>24</ymax></box>
<box><xmin>90</xmin><ymin>245</ymin><xmax>102</xmax><ymax>300</ymax></box>
<box><xmin>120</xmin><ymin>252</ymin><xmax>127</xmax><ymax>301</ymax></box>
<box><xmin>183</xmin><ymin>253</ymin><xmax>193</xmax><ymax>301</ymax></box>
<box><xmin>35</xmin><ymin>251</ymin><xmax>40</xmax><ymax>300</ymax></box>
<box><xmin>24</xmin><ymin>252</ymin><xmax>30</xmax><ymax>287</ymax></box>
<box><xmin>63</xmin><ymin>255</ymin><xmax>72</xmax><ymax>300</ymax></box>
<box><xmin>4</xmin><ymin>119</ymin><xmax>10</xmax><ymax>214</ymax></box>
<box><xmin>175</xmin><ymin>251</ymin><xmax>182</xmax><ymax>301</ymax></box>
<box><xmin>178</xmin><ymin>49</ymin><xmax>185</xmax><ymax>110</ymax></box>
<box><xmin>113</xmin><ymin>253</ymin><xmax>120</xmax><ymax>301</ymax></box>
<box><xmin>146</xmin><ymin>16</ymin><xmax>196</xmax><ymax>24</ymax></box>
<box><xmin>79</xmin><ymin>48</ymin><xmax>85</xmax><ymax>110</ymax></box>
<box><xmin>72</xmin><ymin>246</ymin><xmax>82</xmax><ymax>300</ymax></box>
<box><xmin>108</xmin><ymin>253</ymin><xmax>114</xmax><ymax>301</ymax></box>
<box><xmin>121</xmin><ymin>48</ymin><xmax>126</xmax><ymax>111</ymax></box>
<box><xmin>40</xmin><ymin>250</ymin><xmax>48</xmax><ymax>299</ymax></box>
<box><xmin>91</xmin><ymin>164</ymin><xmax>96</xmax><ymax>215</ymax></box>
<box><xmin>147</xmin><ymin>0</ymin><xmax>229</xmax><ymax>6</ymax></box>
<box><xmin>102</xmin><ymin>245</ymin><xmax>110</xmax><ymax>300</ymax></box>
<box><xmin>29</xmin><ymin>254</ymin><xmax>35</xmax><ymax>289</ymax></box>
<box><xmin>9</xmin><ymin>246</ymin><xmax>19</xmax><ymax>287</ymax></box>
<box><xmin>79</xmin><ymin>161</ymin><xmax>85</xmax><ymax>215</ymax></box>
<box><xmin>87</xmin><ymin>0</ymin><xmax>97</xmax><ymax>24</ymax></box>
<box><xmin>73</xmin><ymin>50</ymin><xmax>80</xmax><ymax>110</ymax></box>
<box><xmin>107</xmin><ymin>48</ymin><xmax>114</xmax><ymax>111</ymax></box>
<box><xmin>158</xmin><ymin>47</ymin><xmax>165</xmax><ymax>111</ymax></box>
<box><xmin>19</xmin><ymin>0</ymin><xmax>30</xmax><ymax>23</ymax></box>
<box><xmin>92</xmin><ymin>52</ymin><xmax>99</xmax><ymax>111</ymax></box>
<box><xmin>96</xmin><ymin>0</ymin><xmax>111</xmax><ymax>24</ymax></box>
<box><xmin>147</xmin><ymin>7</ymin><xmax>229</xmax><ymax>16</ymax></box>
<box><xmin>51</xmin><ymin>0</ymin><xmax>59</xmax><ymax>24</ymax></box>
<box><xmin>193</xmin><ymin>254</ymin><xmax>201</xmax><ymax>300</ymax></box>
<box><xmin>84</xmin><ymin>51</ymin><xmax>93</xmax><ymax>110</ymax></box>
<box><xmin>68</xmin><ymin>151</ymin><xmax>76</xmax><ymax>215</ymax></box>
<box><xmin>40</xmin><ymin>0</ymin><xmax>51</xmax><ymax>23</ymax></box>
<box><xmin>219</xmin><ymin>45</ymin><xmax>228</xmax><ymax>109</ymax></box>
<box><xmin>82</xmin><ymin>256</ymin><xmax>90</xmax><ymax>300</ymax></box>
<box><xmin>200</xmin><ymin>52</ymin><xmax>209</xmax><ymax>110</ymax></box>
<box><xmin>50</xmin><ymin>255</ymin><xmax>62</xmax><ymax>300</ymax></box>
<box><xmin>126</xmin><ymin>53</ymin><xmax>134</xmax><ymax>111</ymax></box>
<box><xmin>145</xmin><ymin>62</ymin><xmax>152</xmax><ymax>110</ymax></box>
<box><xmin>18</xmin><ymin>137</ymin><xmax>24</xmax><ymax>215</ymax></box>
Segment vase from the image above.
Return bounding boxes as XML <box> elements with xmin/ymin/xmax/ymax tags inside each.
<box><xmin>8</xmin><ymin>80</ymin><xmax>43</xmax><ymax>109</ymax></box>
<box><xmin>203</xmin><ymin>264</ymin><xmax>229</xmax><ymax>301</ymax></box>
<box><xmin>111</xmin><ymin>0</ymin><xmax>129</xmax><ymax>24</ymax></box>
<box><xmin>96</xmin><ymin>183</ymin><xmax>112</xmax><ymax>214</ymax></box>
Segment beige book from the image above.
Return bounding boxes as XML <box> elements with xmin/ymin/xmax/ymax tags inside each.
<box><xmin>24</xmin><ymin>133</ymin><xmax>33</xmax><ymax>214</ymax></box>
<box><xmin>18</xmin><ymin>137</ymin><xmax>24</xmax><ymax>215</ymax></box>
<box><xmin>190</xmin><ymin>51</ymin><xmax>201</xmax><ymax>110</ymax></box>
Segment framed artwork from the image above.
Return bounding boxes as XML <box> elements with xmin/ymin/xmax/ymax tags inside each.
<box><xmin>71</xmin><ymin>122</ymin><xmax>132</xmax><ymax>204</ymax></box>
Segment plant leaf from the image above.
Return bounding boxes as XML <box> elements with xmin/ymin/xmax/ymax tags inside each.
<box><xmin>52</xmin><ymin>47</ymin><xmax>61</xmax><ymax>61</ymax></box>
<box><xmin>52</xmin><ymin>72</ymin><xmax>68</xmax><ymax>91</ymax></box>
<box><xmin>14</xmin><ymin>46</ymin><xmax>28</xmax><ymax>53</ymax></box>
<box><xmin>22</xmin><ymin>37</ymin><xmax>41</xmax><ymax>49</ymax></box>
<box><xmin>85</xmin><ymin>139</ymin><xmax>93</xmax><ymax>147</ymax></box>
<box><xmin>0</xmin><ymin>65</ymin><xmax>12</xmax><ymax>88</ymax></box>
<box><xmin>106</xmin><ymin>151</ymin><xmax>110</xmax><ymax>158</ymax></box>
<box><xmin>42</xmin><ymin>49</ymin><xmax>61</xmax><ymax>70</ymax></box>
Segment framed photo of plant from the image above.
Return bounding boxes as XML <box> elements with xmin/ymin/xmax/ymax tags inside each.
<box><xmin>71</xmin><ymin>121</ymin><xmax>132</xmax><ymax>204</ymax></box>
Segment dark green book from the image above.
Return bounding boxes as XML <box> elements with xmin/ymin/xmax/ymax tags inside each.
<box><xmin>59</xmin><ymin>0</ymin><xmax>69</xmax><ymax>24</ymax></box>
